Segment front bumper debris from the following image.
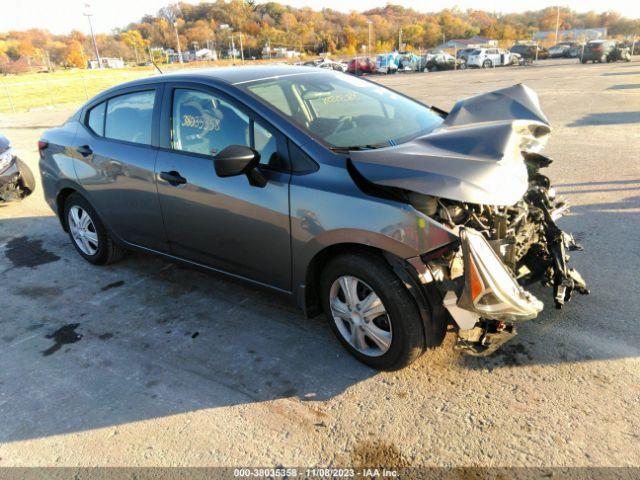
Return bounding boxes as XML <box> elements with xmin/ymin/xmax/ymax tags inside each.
<box><xmin>457</xmin><ymin>227</ymin><xmax>544</xmax><ymax>321</ymax></box>
<box><xmin>454</xmin><ymin>320</ymin><xmax>517</xmax><ymax>356</ymax></box>
<box><xmin>440</xmin><ymin>228</ymin><xmax>543</xmax><ymax>356</ymax></box>
<box><xmin>0</xmin><ymin>156</ymin><xmax>35</xmax><ymax>201</ymax></box>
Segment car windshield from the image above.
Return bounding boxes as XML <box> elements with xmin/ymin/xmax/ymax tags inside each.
<box><xmin>241</xmin><ymin>72</ymin><xmax>444</xmax><ymax>150</ymax></box>
<box><xmin>471</xmin><ymin>49</ymin><xmax>482</xmax><ymax>55</ymax></box>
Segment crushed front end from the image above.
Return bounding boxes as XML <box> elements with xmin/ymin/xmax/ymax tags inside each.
<box><xmin>349</xmin><ymin>84</ymin><xmax>589</xmax><ymax>355</ymax></box>
<box><xmin>417</xmin><ymin>153</ymin><xmax>589</xmax><ymax>355</ymax></box>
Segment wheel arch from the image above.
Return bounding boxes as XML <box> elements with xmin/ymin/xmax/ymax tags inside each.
<box><xmin>56</xmin><ymin>187</ymin><xmax>78</xmax><ymax>232</ymax></box>
<box><xmin>300</xmin><ymin>242</ymin><xmax>386</xmax><ymax>318</ymax></box>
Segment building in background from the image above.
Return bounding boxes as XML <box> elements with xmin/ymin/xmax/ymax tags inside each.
<box><xmin>261</xmin><ymin>46</ymin><xmax>300</xmax><ymax>59</ymax></box>
<box><xmin>195</xmin><ymin>48</ymin><xmax>218</xmax><ymax>61</ymax></box>
<box><xmin>87</xmin><ymin>57</ymin><xmax>125</xmax><ymax>69</ymax></box>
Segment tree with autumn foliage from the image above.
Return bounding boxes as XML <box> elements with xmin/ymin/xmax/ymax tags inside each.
<box><xmin>0</xmin><ymin>2</ymin><xmax>638</xmax><ymax>72</ymax></box>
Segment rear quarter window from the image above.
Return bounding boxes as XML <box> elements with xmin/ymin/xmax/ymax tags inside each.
<box><xmin>87</xmin><ymin>102</ymin><xmax>106</xmax><ymax>136</ymax></box>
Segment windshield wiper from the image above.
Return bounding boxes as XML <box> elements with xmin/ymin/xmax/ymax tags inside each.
<box><xmin>329</xmin><ymin>144</ymin><xmax>385</xmax><ymax>153</ymax></box>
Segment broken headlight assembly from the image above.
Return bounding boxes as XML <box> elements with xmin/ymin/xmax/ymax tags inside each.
<box><xmin>457</xmin><ymin>227</ymin><xmax>543</xmax><ymax>321</ymax></box>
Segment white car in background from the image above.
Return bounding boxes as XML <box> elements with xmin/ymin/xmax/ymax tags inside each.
<box><xmin>466</xmin><ymin>48</ymin><xmax>519</xmax><ymax>68</ymax></box>
<box><xmin>302</xmin><ymin>58</ymin><xmax>348</xmax><ymax>72</ymax></box>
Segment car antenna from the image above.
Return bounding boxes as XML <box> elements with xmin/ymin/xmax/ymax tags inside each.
<box><xmin>151</xmin><ymin>59</ymin><xmax>163</xmax><ymax>74</ymax></box>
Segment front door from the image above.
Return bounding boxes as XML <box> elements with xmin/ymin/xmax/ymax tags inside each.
<box><xmin>155</xmin><ymin>86</ymin><xmax>292</xmax><ymax>290</ymax></box>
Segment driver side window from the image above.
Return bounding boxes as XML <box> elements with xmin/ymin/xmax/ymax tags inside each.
<box><xmin>172</xmin><ymin>89</ymin><xmax>250</xmax><ymax>157</ymax></box>
<box><xmin>171</xmin><ymin>88</ymin><xmax>283</xmax><ymax>169</ymax></box>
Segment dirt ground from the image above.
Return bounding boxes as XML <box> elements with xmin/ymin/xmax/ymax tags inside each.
<box><xmin>0</xmin><ymin>58</ymin><xmax>639</xmax><ymax>467</ymax></box>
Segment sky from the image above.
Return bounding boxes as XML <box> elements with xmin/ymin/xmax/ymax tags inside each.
<box><xmin>2</xmin><ymin>0</ymin><xmax>639</xmax><ymax>35</ymax></box>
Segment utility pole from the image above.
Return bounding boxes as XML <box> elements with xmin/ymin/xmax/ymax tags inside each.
<box><xmin>367</xmin><ymin>20</ymin><xmax>372</xmax><ymax>57</ymax></box>
<box><xmin>398</xmin><ymin>28</ymin><xmax>402</xmax><ymax>51</ymax></box>
<box><xmin>174</xmin><ymin>21</ymin><xmax>183</xmax><ymax>64</ymax></box>
<box><xmin>554</xmin><ymin>5</ymin><xmax>561</xmax><ymax>43</ymax></box>
<box><xmin>83</xmin><ymin>3</ymin><xmax>101</xmax><ymax>69</ymax></box>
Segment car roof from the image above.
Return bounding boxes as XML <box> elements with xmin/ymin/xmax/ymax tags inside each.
<box><xmin>107</xmin><ymin>65</ymin><xmax>329</xmax><ymax>92</ymax></box>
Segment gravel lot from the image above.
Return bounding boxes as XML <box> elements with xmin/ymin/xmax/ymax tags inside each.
<box><xmin>0</xmin><ymin>58</ymin><xmax>639</xmax><ymax>467</ymax></box>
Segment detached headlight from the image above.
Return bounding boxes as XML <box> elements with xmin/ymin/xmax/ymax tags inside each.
<box><xmin>458</xmin><ymin>227</ymin><xmax>543</xmax><ymax>321</ymax></box>
<box><xmin>0</xmin><ymin>147</ymin><xmax>13</xmax><ymax>173</ymax></box>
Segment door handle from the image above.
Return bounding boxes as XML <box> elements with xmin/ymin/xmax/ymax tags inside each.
<box><xmin>76</xmin><ymin>145</ymin><xmax>93</xmax><ymax>157</ymax></box>
<box><xmin>160</xmin><ymin>170</ymin><xmax>187</xmax><ymax>186</ymax></box>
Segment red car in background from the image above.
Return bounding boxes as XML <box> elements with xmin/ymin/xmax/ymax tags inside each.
<box><xmin>347</xmin><ymin>57</ymin><xmax>376</xmax><ymax>75</ymax></box>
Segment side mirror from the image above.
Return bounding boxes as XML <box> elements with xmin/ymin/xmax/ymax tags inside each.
<box><xmin>213</xmin><ymin>144</ymin><xmax>267</xmax><ymax>188</ymax></box>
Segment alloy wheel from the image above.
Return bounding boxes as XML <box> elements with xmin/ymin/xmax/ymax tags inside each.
<box><xmin>68</xmin><ymin>205</ymin><xmax>99</xmax><ymax>256</ymax></box>
<box><xmin>329</xmin><ymin>275</ymin><xmax>392</xmax><ymax>357</ymax></box>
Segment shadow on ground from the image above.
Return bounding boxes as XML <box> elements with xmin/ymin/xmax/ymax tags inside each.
<box><xmin>607</xmin><ymin>83</ymin><xmax>640</xmax><ymax>90</ymax></box>
<box><xmin>1</xmin><ymin>188</ymin><xmax>639</xmax><ymax>442</ymax></box>
<box><xmin>567</xmin><ymin>111</ymin><xmax>640</xmax><ymax>126</ymax></box>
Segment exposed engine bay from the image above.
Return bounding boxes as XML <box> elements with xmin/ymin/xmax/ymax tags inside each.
<box><xmin>349</xmin><ymin>84</ymin><xmax>589</xmax><ymax>355</ymax></box>
<box><xmin>409</xmin><ymin>151</ymin><xmax>589</xmax><ymax>354</ymax></box>
<box><xmin>412</xmin><ymin>151</ymin><xmax>589</xmax><ymax>309</ymax></box>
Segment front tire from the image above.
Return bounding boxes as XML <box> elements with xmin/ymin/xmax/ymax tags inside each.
<box><xmin>482</xmin><ymin>59</ymin><xmax>493</xmax><ymax>68</ymax></box>
<box><xmin>320</xmin><ymin>252</ymin><xmax>425</xmax><ymax>370</ymax></box>
<box><xmin>64</xmin><ymin>193</ymin><xmax>124</xmax><ymax>265</ymax></box>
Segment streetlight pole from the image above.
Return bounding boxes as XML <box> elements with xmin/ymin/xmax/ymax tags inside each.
<box><xmin>554</xmin><ymin>5</ymin><xmax>561</xmax><ymax>43</ymax></box>
<box><xmin>83</xmin><ymin>3</ymin><xmax>101</xmax><ymax>69</ymax></box>
<box><xmin>174</xmin><ymin>21</ymin><xmax>183</xmax><ymax>64</ymax></box>
<box><xmin>367</xmin><ymin>20</ymin><xmax>372</xmax><ymax>57</ymax></box>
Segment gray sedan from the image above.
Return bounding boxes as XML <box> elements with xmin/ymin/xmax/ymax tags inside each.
<box><xmin>39</xmin><ymin>66</ymin><xmax>587</xmax><ymax>369</ymax></box>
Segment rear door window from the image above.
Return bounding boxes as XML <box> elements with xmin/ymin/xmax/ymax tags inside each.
<box><xmin>104</xmin><ymin>90</ymin><xmax>155</xmax><ymax>145</ymax></box>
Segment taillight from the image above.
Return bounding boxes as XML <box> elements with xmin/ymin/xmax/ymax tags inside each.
<box><xmin>38</xmin><ymin>140</ymin><xmax>48</xmax><ymax>158</ymax></box>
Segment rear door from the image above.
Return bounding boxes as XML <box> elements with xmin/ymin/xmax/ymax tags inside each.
<box><xmin>73</xmin><ymin>85</ymin><xmax>168</xmax><ymax>252</ymax></box>
<box><xmin>154</xmin><ymin>83</ymin><xmax>292</xmax><ymax>290</ymax></box>
<box><xmin>487</xmin><ymin>49</ymin><xmax>500</xmax><ymax>65</ymax></box>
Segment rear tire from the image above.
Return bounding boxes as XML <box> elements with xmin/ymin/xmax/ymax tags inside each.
<box><xmin>320</xmin><ymin>252</ymin><xmax>425</xmax><ymax>370</ymax></box>
<box><xmin>64</xmin><ymin>193</ymin><xmax>124</xmax><ymax>265</ymax></box>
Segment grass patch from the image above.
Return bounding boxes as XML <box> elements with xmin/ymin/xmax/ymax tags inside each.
<box><xmin>0</xmin><ymin>68</ymin><xmax>157</xmax><ymax>113</ymax></box>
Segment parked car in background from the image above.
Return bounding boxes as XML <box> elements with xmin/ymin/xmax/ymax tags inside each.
<box><xmin>510</xmin><ymin>44</ymin><xmax>549</xmax><ymax>60</ymax></box>
<box><xmin>581</xmin><ymin>40</ymin><xmax>631</xmax><ymax>63</ymax></box>
<box><xmin>347</xmin><ymin>57</ymin><xmax>376</xmax><ymax>75</ymax></box>
<box><xmin>620</xmin><ymin>41</ymin><xmax>639</xmax><ymax>55</ymax></box>
<box><xmin>303</xmin><ymin>58</ymin><xmax>348</xmax><ymax>72</ymax></box>
<box><xmin>375</xmin><ymin>53</ymin><xmax>399</xmax><ymax>74</ymax></box>
<box><xmin>0</xmin><ymin>133</ymin><xmax>35</xmax><ymax>202</ymax></box>
<box><xmin>39</xmin><ymin>67</ymin><xmax>588</xmax><ymax>369</ymax></box>
<box><xmin>466</xmin><ymin>48</ymin><xmax>519</xmax><ymax>68</ymax></box>
<box><xmin>397</xmin><ymin>52</ymin><xmax>421</xmax><ymax>72</ymax></box>
<box><xmin>421</xmin><ymin>50</ymin><xmax>458</xmax><ymax>71</ymax></box>
<box><xmin>549</xmin><ymin>42</ymin><xmax>578</xmax><ymax>58</ymax></box>
<box><xmin>567</xmin><ymin>43</ymin><xmax>584</xmax><ymax>58</ymax></box>
<box><xmin>456</xmin><ymin>48</ymin><xmax>476</xmax><ymax>62</ymax></box>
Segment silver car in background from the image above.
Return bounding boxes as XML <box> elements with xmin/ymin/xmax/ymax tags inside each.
<box><xmin>467</xmin><ymin>48</ymin><xmax>520</xmax><ymax>68</ymax></box>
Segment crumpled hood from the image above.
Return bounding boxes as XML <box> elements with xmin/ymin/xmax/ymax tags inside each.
<box><xmin>350</xmin><ymin>84</ymin><xmax>551</xmax><ymax>206</ymax></box>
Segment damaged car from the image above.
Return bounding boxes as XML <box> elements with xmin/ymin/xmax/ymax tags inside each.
<box><xmin>39</xmin><ymin>66</ymin><xmax>588</xmax><ymax>370</ymax></box>
<box><xmin>0</xmin><ymin>133</ymin><xmax>35</xmax><ymax>202</ymax></box>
